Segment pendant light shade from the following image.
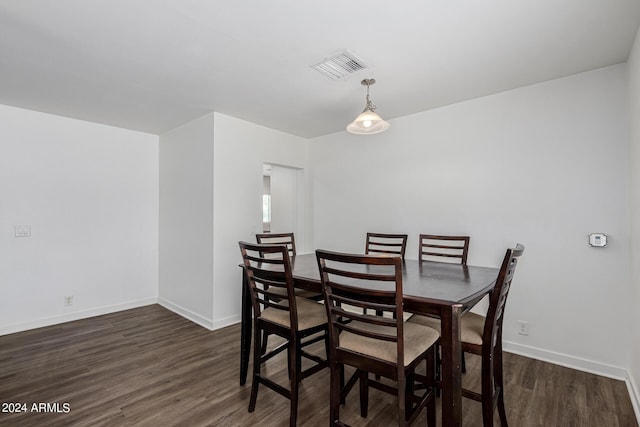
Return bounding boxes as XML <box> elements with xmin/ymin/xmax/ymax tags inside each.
<box><xmin>346</xmin><ymin>79</ymin><xmax>390</xmax><ymax>135</ymax></box>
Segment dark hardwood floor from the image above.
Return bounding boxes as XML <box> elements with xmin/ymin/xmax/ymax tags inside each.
<box><xmin>0</xmin><ymin>305</ymin><xmax>636</xmax><ymax>426</ymax></box>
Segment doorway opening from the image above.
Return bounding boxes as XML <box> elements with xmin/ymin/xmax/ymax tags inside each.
<box><xmin>262</xmin><ymin>163</ymin><xmax>303</xmax><ymax>235</ymax></box>
<box><xmin>262</xmin><ymin>164</ymin><xmax>272</xmax><ymax>232</ymax></box>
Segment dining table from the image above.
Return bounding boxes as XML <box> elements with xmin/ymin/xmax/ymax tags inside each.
<box><xmin>239</xmin><ymin>253</ymin><xmax>499</xmax><ymax>427</ymax></box>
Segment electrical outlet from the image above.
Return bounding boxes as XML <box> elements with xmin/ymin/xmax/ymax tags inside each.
<box><xmin>517</xmin><ymin>320</ymin><xmax>529</xmax><ymax>336</ymax></box>
<box><xmin>14</xmin><ymin>225</ymin><xmax>31</xmax><ymax>237</ymax></box>
<box><xmin>64</xmin><ymin>295</ymin><xmax>74</xmax><ymax>306</ymax></box>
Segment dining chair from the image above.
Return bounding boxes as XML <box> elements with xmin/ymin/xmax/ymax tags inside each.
<box><xmin>239</xmin><ymin>241</ymin><xmax>329</xmax><ymax>427</ymax></box>
<box><xmin>418</xmin><ymin>234</ymin><xmax>470</xmax><ymax>264</ymax></box>
<box><xmin>256</xmin><ymin>232</ymin><xmax>297</xmax><ymax>258</ymax></box>
<box><xmin>410</xmin><ymin>243</ymin><xmax>525</xmax><ymax>427</ymax></box>
<box><xmin>365</xmin><ymin>232</ymin><xmax>408</xmax><ymax>260</ymax></box>
<box><xmin>316</xmin><ymin>249</ymin><xmax>438</xmax><ymax>427</ymax></box>
<box><xmin>413</xmin><ymin>234</ymin><xmax>471</xmax><ymax>380</ymax></box>
<box><xmin>364</xmin><ymin>232</ymin><xmax>409</xmax><ymax>317</ymax></box>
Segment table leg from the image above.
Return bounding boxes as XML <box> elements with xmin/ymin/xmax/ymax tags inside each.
<box><xmin>240</xmin><ymin>267</ymin><xmax>252</xmax><ymax>386</ymax></box>
<box><xmin>439</xmin><ymin>304</ymin><xmax>463</xmax><ymax>427</ymax></box>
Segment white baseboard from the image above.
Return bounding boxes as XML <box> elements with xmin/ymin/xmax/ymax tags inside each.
<box><xmin>627</xmin><ymin>373</ymin><xmax>640</xmax><ymax>425</ymax></box>
<box><xmin>503</xmin><ymin>340</ymin><xmax>628</xmax><ymax>380</ymax></box>
<box><xmin>211</xmin><ymin>314</ymin><xmax>241</xmax><ymax>330</ymax></box>
<box><xmin>0</xmin><ymin>298</ymin><xmax>158</xmax><ymax>336</ymax></box>
<box><xmin>0</xmin><ymin>296</ymin><xmax>241</xmax><ymax>337</ymax></box>
<box><xmin>157</xmin><ymin>298</ymin><xmax>215</xmax><ymax>330</ymax></box>
<box><xmin>158</xmin><ymin>298</ymin><xmax>242</xmax><ymax>331</ymax></box>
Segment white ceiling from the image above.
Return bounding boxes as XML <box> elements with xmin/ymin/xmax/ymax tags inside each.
<box><xmin>1</xmin><ymin>1</ymin><xmax>640</xmax><ymax>138</ymax></box>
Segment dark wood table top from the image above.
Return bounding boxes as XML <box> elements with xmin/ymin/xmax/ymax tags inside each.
<box><xmin>288</xmin><ymin>253</ymin><xmax>498</xmax><ymax>314</ymax></box>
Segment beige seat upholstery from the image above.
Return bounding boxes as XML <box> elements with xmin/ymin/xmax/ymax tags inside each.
<box><xmin>408</xmin><ymin>311</ymin><xmax>485</xmax><ymax>346</ymax></box>
<box><xmin>340</xmin><ymin>321</ymin><xmax>439</xmax><ymax>366</ymax></box>
<box><xmin>260</xmin><ymin>297</ymin><xmax>327</xmax><ymax>330</ymax></box>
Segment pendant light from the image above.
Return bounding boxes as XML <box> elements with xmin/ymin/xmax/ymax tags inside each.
<box><xmin>346</xmin><ymin>78</ymin><xmax>390</xmax><ymax>135</ymax></box>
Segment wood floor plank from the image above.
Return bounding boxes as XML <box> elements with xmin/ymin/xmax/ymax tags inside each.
<box><xmin>0</xmin><ymin>305</ymin><xmax>637</xmax><ymax>426</ymax></box>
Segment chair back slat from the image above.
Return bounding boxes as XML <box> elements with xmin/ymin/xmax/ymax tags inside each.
<box><xmin>245</xmin><ymin>253</ymin><xmax>285</xmax><ymax>265</ymax></box>
<box><xmin>239</xmin><ymin>241</ymin><xmax>298</xmax><ymax>330</ymax></box>
<box><xmin>365</xmin><ymin>233</ymin><xmax>408</xmax><ymax>260</ymax></box>
<box><xmin>330</xmin><ymin>293</ymin><xmax>397</xmax><ymax>315</ymax></box>
<box><xmin>419</xmin><ymin>234</ymin><xmax>470</xmax><ymax>264</ymax></box>
<box><xmin>248</xmin><ymin>274</ymin><xmax>286</xmax><ymax>290</ymax></box>
<box><xmin>339</xmin><ymin>320</ymin><xmax>398</xmax><ymax>343</ymax></box>
<box><xmin>252</xmin><ymin>286</ymin><xmax>290</xmax><ymax>310</ymax></box>
<box><xmin>256</xmin><ymin>232</ymin><xmax>296</xmax><ymax>258</ymax></box>
<box><xmin>322</xmin><ymin>265</ymin><xmax>397</xmax><ymax>282</ymax></box>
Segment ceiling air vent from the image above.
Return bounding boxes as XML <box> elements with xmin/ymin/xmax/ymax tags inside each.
<box><xmin>312</xmin><ymin>50</ymin><xmax>367</xmax><ymax>80</ymax></box>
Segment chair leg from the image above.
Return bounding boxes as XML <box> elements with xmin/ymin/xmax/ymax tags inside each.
<box><xmin>359</xmin><ymin>370</ymin><xmax>369</xmax><ymax>418</ymax></box>
<box><xmin>435</xmin><ymin>343</ymin><xmax>441</xmax><ymax>397</ymax></box>
<box><xmin>289</xmin><ymin>340</ymin><xmax>299</xmax><ymax>427</ymax></box>
<box><xmin>497</xmin><ymin>389</ymin><xmax>508</xmax><ymax>427</ymax></box>
<box><xmin>324</xmin><ymin>329</ymin><xmax>330</xmax><ymax>356</ymax></box>
<box><xmin>330</xmin><ymin>361</ymin><xmax>342</xmax><ymax>426</ymax></box>
<box><xmin>397</xmin><ymin>372</ymin><xmax>406</xmax><ymax>427</ymax></box>
<box><xmin>481</xmin><ymin>351</ymin><xmax>494</xmax><ymax>427</ymax></box>
<box><xmin>426</xmin><ymin>349</ymin><xmax>436</xmax><ymax>427</ymax></box>
<box><xmin>405</xmin><ymin>370</ymin><xmax>414</xmax><ymax>417</ymax></box>
<box><xmin>248</xmin><ymin>325</ymin><xmax>262</xmax><ymax>412</ymax></box>
<box><xmin>495</xmin><ymin>346</ymin><xmax>508</xmax><ymax>427</ymax></box>
<box><xmin>340</xmin><ymin>364</ymin><xmax>346</xmax><ymax>404</ymax></box>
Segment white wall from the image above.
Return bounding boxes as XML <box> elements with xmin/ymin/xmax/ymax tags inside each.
<box><xmin>158</xmin><ymin>112</ymin><xmax>311</xmax><ymax>330</ymax></box>
<box><xmin>627</xmin><ymin>26</ymin><xmax>640</xmax><ymax>417</ymax></box>
<box><xmin>270</xmin><ymin>165</ymin><xmax>299</xmax><ymax>234</ymax></box>
<box><xmin>311</xmin><ymin>65</ymin><xmax>631</xmax><ymax>377</ymax></box>
<box><xmin>159</xmin><ymin>113</ymin><xmax>214</xmax><ymax>328</ymax></box>
<box><xmin>212</xmin><ymin>113</ymin><xmax>311</xmax><ymax>326</ymax></box>
<box><xmin>0</xmin><ymin>105</ymin><xmax>158</xmax><ymax>334</ymax></box>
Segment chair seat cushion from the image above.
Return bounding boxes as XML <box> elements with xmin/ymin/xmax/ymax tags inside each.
<box><xmin>260</xmin><ymin>297</ymin><xmax>327</xmax><ymax>331</ymax></box>
<box><xmin>406</xmin><ymin>314</ymin><xmax>441</xmax><ymax>330</ymax></box>
<box><xmin>408</xmin><ymin>312</ymin><xmax>486</xmax><ymax>346</ymax></box>
<box><xmin>339</xmin><ymin>321</ymin><xmax>439</xmax><ymax>366</ymax></box>
<box><xmin>459</xmin><ymin>312</ymin><xmax>485</xmax><ymax>346</ymax></box>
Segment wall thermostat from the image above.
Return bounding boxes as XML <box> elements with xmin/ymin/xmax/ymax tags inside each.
<box><xmin>588</xmin><ymin>233</ymin><xmax>607</xmax><ymax>247</ymax></box>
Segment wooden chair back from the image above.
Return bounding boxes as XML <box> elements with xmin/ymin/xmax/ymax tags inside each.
<box><xmin>255</xmin><ymin>232</ymin><xmax>296</xmax><ymax>258</ymax></box>
<box><xmin>317</xmin><ymin>250</ymin><xmax>404</xmax><ymax>378</ymax></box>
<box><xmin>317</xmin><ymin>250</ymin><xmax>437</xmax><ymax>426</ymax></box>
<box><xmin>419</xmin><ymin>234</ymin><xmax>470</xmax><ymax>264</ymax></box>
<box><xmin>239</xmin><ymin>241</ymin><xmax>298</xmax><ymax>331</ymax></box>
<box><xmin>482</xmin><ymin>243</ymin><xmax>525</xmax><ymax>354</ymax></box>
<box><xmin>365</xmin><ymin>233</ymin><xmax>408</xmax><ymax>261</ymax></box>
<box><xmin>459</xmin><ymin>243</ymin><xmax>524</xmax><ymax>426</ymax></box>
